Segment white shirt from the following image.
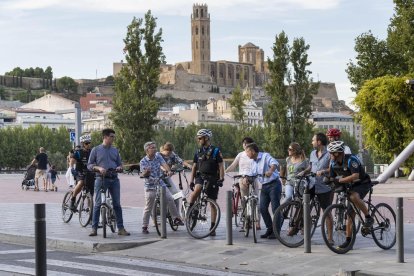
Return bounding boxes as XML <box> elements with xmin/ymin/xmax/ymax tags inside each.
<box><xmin>226</xmin><ymin>151</ymin><xmax>253</xmax><ymax>175</ymax></box>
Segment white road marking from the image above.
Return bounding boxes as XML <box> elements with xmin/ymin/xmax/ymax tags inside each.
<box><xmin>78</xmin><ymin>255</ymin><xmax>247</xmax><ymax>275</ymax></box>
<box><xmin>0</xmin><ymin>249</ymin><xmax>52</xmax><ymax>254</ymax></box>
<box><xmin>20</xmin><ymin>259</ymin><xmax>167</xmax><ymax>276</ymax></box>
<box><xmin>0</xmin><ymin>264</ymin><xmax>76</xmax><ymax>276</ymax></box>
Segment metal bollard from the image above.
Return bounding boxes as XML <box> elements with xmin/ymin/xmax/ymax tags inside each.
<box><xmin>303</xmin><ymin>192</ymin><xmax>311</xmax><ymax>253</ymax></box>
<box><xmin>396</xmin><ymin>197</ymin><xmax>404</xmax><ymax>263</ymax></box>
<box><xmin>160</xmin><ymin>186</ymin><xmax>167</xmax><ymax>239</ymax></box>
<box><xmin>226</xmin><ymin>190</ymin><xmax>233</xmax><ymax>245</ymax></box>
<box><xmin>35</xmin><ymin>204</ymin><xmax>46</xmax><ymax>276</ymax></box>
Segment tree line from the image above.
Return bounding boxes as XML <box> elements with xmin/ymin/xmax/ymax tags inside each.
<box><xmin>5</xmin><ymin>66</ymin><xmax>53</xmax><ymax>79</ymax></box>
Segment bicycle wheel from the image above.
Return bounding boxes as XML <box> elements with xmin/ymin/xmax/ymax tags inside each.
<box><xmin>101</xmin><ymin>207</ymin><xmax>107</xmax><ymax>238</ymax></box>
<box><xmin>371</xmin><ymin>203</ymin><xmax>396</xmax><ymax>250</ymax></box>
<box><xmin>109</xmin><ymin>208</ymin><xmax>116</xmax><ymax>233</ymax></box>
<box><xmin>310</xmin><ymin>199</ymin><xmax>321</xmax><ymax>237</ymax></box>
<box><xmin>273</xmin><ymin>201</ymin><xmax>304</xmax><ymax>248</ymax></box>
<box><xmin>186</xmin><ymin>198</ymin><xmax>220</xmax><ymax>239</ymax></box>
<box><xmin>251</xmin><ymin>198</ymin><xmax>257</xmax><ymax>243</ymax></box>
<box><xmin>243</xmin><ymin>204</ymin><xmax>250</xmax><ymax>238</ymax></box>
<box><xmin>169</xmin><ymin>214</ymin><xmax>178</xmax><ymax>231</ymax></box>
<box><xmin>62</xmin><ymin>191</ymin><xmax>73</xmax><ymax>223</ymax></box>
<box><xmin>233</xmin><ymin>191</ymin><xmax>241</xmax><ymax>227</ymax></box>
<box><xmin>321</xmin><ymin>204</ymin><xmax>356</xmax><ymax>254</ymax></box>
<box><xmin>78</xmin><ymin>193</ymin><xmax>93</xmax><ymax>227</ymax></box>
<box><xmin>152</xmin><ymin>200</ymin><xmax>161</xmax><ymax>236</ymax></box>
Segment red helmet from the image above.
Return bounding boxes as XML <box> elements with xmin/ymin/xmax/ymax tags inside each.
<box><xmin>326</xmin><ymin>128</ymin><xmax>341</xmax><ymax>137</ymax></box>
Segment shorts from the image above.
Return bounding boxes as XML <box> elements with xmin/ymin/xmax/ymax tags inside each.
<box><xmin>35</xmin><ymin>169</ymin><xmax>46</xmax><ymax>180</ymax></box>
<box><xmin>75</xmin><ymin>172</ymin><xmax>95</xmax><ymax>193</ymax></box>
<box><xmin>195</xmin><ymin>176</ymin><xmax>219</xmax><ymax>200</ymax></box>
<box><xmin>316</xmin><ymin>190</ymin><xmax>333</xmax><ymax>210</ymax></box>
<box><xmin>348</xmin><ymin>182</ymin><xmax>372</xmax><ymax>213</ymax></box>
<box><xmin>51</xmin><ymin>177</ymin><xmax>57</xmax><ymax>184</ymax></box>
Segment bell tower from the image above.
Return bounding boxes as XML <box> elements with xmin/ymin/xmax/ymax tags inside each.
<box><xmin>191</xmin><ymin>4</ymin><xmax>210</xmax><ymax>75</ymax></box>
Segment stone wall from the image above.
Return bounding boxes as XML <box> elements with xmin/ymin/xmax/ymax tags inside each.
<box><xmin>0</xmin><ymin>75</ymin><xmax>52</xmax><ymax>90</ymax></box>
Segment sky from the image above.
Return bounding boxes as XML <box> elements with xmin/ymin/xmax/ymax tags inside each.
<box><xmin>0</xmin><ymin>0</ymin><xmax>395</xmax><ymax>107</ymax></box>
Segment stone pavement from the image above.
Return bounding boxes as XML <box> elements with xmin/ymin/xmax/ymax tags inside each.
<box><xmin>0</xmin><ymin>202</ymin><xmax>413</xmax><ymax>276</ymax></box>
<box><xmin>1</xmin><ymin>173</ymin><xmax>414</xmax><ymax>275</ymax></box>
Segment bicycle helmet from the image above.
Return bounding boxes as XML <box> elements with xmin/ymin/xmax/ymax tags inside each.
<box><xmin>80</xmin><ymin>134</ymin><xmax>91</xmax><ymax>143</ymax></box>
<box><xmin>196</xmin><ymin>129</ymin><xmax>212</xmax><ymax>139</ymax></box>
<box><xmin>326</xmin><ymin>128</ymin><xmax>341</xmax><ymax>137</ymax></box>
<box><xmin>327</xmin><ymin>141</ymin><xmax>345</xmax><ymax>153</ymax></box>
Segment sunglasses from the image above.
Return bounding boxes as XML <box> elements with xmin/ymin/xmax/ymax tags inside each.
<box><xmin>288</xmin><ymin>148</ymin><xmax>293</xmax><ymax>151</ymax></box>
<box><xmin>84</xmin><ymin>142</ymin><xmax>91</xmax><ymax>145</ymax></box>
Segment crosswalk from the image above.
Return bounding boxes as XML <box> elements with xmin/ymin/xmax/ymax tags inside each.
<box><xmin>0</xmin><ymin>250</ymin><xmax>249</xmax><ymax>276</ymax></box>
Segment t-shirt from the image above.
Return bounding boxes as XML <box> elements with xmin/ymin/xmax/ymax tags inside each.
<box><xmin>286</xmin><ymin>157</ymin><xmax>309</xmax><ymax>186</ymax></box>
<box><xmin>35</xmin><ymin>153</ymin><xmax>48</xmax><ymax>170</ymax></box>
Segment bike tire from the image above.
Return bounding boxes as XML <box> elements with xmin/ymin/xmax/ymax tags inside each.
<box><xmin>152</xmin><ymin>200</ymin><xmax>161</xmax><ymax>236</ymax></box>
<box><xmin>101</xmin><ymin>207</ymin><xmax>107</xmax><ymax>238</ymax></box>
<box><xmin>321</xmin><ymin>204</ymin><xmax>356</xmax><ymax>254</ymax></box>
<box><xmin>251</xmin><ymin>199</ymin><xmax>257</xmax><ymax>243</ymax></box>
<box><xmin>233</xmin><ymin>191</ymin><xmax>241</xmax><ymax>227</ymax></box>
<box><xmin>186</xmin><ymin>198</ymin><xmax>221</xmax><ymax>239</ymax></box>
<box><xmin>310</xmin><ymin>199</ymin><xmax>321</xmax><ymax>237</ymax></box>
<box><xmin>273</xmin><ymin>201</ymin><xmax>304</xmax><ymax>248</ymax></box>
<box><xmin>62</xmin><ymin>191</ymin><xmax>73</xmax><ymax>223</ymax></box>
<box><xmin>243</xmin><ymin>203</ymin><xmax>250</xmax><ymax>238</ymax></box>
<box><xmin>169</xmin><ymin>215</ymin><xmax>178</xmax><ymax>231</ymax></box>
<box><xmin>109</xmin><ymin>208</ymin><xmax>116</xmax><ymax>233</ymax></box>
<box><xmin>371</xmin><ymin>203</ymin><xmax>396</xmax><ymax>250</ymax></box>
<box><xmin>78</xmin><ymin>193</ymin><xmax>93</xmax><ymax>227</ymax></box>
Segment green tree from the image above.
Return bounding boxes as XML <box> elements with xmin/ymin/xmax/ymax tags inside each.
<box><xmin>227</xmin><ymin>85</ymin><xmax>246</xmax><ymax>125</ymax></box>
<box><xmin>387</xmin><ymin>0</ymin><xmax>414</xmax><ymax>73</ymax></box>
<box><xmin>110</xmin><ymin>11</ymin><xmax>165</xmax><ymax>162</ymax></box>
<box><xmin>354</xmin><ymin>75</ymin><xmax>414</xmax><ymax>165</ymax></box>
<box><xmin>44</xmin><ymin>66</ymin><xmax>53</xmax><ymax>79</ymax></box>
<box><xmin>289</xmin><ymin>37</ymin><xmax>319</xmax><ymax>148</ymax></box>
<box><xmin>56</xmin><ymin>76</ymin><xmax>78</xmax><ymax>93</ymax></box>
<box><xmin>0</xmin><ymin>87</ymin><xmax>9</xmax><ymax>100</ymax></box>
<box><xmin>346</xmin><ymin>31</ymin><xmax>397</xmax><ymax>93</ymax></box>
<box><xmin>264</xmin><ymin>31</ymin><xmax>291</xmax><ymax>158</ymax></box>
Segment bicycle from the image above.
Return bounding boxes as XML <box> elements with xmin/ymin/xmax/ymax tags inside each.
<box><xmin>61</xmin><ymin>178</ymin><xmax>93</xmax><ymax>227</ymax></box>
<box><xmin>238</xmin><ymin>174</ymin><xmax>260</xmax><ymax>243</ymax></box>
<box><xmin>99</xmin><ymin>170</ymin><xmax>118</xmax><ymax>238</ymax></box>
<box><xmin>185</xmin><ymin>174</ymin><xmax>221</xmax><ymax>239</ymax></box>
<box><xmin>320</xmin><ymin>179</ymin><xmax>396</xmax><ymax>254</ymax></box>
<box><xmin>226</xmin><ymin>173</ymin><xmax>243</xmax><ymax>228</ymax></box>
<box><xmin>171</xmin><ymin>166</ymin><xmax>192</xmax><ymax>220</ymax></box>
<box><xmin>272</xmin><ymin>172</ymin><xmax>321</xmax><ymax>248</ymax></box>
<box><xmin>142</xmin><ymin>173</ymin><xmax>183</xmax><ymax>236</ymax></box>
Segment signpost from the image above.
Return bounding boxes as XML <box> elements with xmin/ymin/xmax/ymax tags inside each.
<box><xmin>69</xmin><ymin>131</ymin><xmax>76</xmax><ymax>142</ymax></box>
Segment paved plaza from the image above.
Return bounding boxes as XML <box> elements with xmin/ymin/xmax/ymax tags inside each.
<box><xmin>1</xmin><ymin>173</ymin><xmax>414</xmax><ymax>275</ymax></box>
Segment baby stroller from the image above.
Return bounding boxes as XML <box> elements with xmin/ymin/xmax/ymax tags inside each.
<box><xmin>22</xmin><ymin>164</ymin><xmax>37</xmax><ymax>191</ymax></box>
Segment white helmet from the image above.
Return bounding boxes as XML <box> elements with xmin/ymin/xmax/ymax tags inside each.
<box><xmin>80</xmin><ymin>134</ymin><xmax>92</xmax><ymax>143</ymax></box>
<box><xmin>197</xmin><ymin>129</ymin><xmax>212</xmax><ymax>139</ymax></box>
<box><xmin>327</xmin><ymin>141</ymin><xmax>345</xmax><ymax>153</ymax></box>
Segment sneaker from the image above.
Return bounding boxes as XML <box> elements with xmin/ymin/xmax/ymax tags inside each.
<box><xmin>363</xmin><ymin>216</ymin><xmax>374</xmax><ymax>228</ymax></box>
<box><xmin>142</xmin><ymin>226</ymin><xmax>149</xmax><ymax>234</ymax></box>
<box><xmin>89</xmin><ymin>229</ymin><xmax>97</xmax><ymax>236</ymax></box>
<box><xmin>210</xmin><ymin>230</ymin><xmax>216</xmax><ymax>236</ymax></box>
<box><xmin>267</xmin><ymin>232</ymin><xmax>276</xmax><ymax>239</ymax></box>
<box><xmin>173</xmin><ymin>218</ymin><xmax>184</xmax><ymax>226</ymax></box>
<box><xmin>260</xmin><ymin>229</ymin><xmax>273</xmax><ymax>239</ymax></box>
<box><xmin>337</xmin><ymin>238</ymin><xmax>351</xmax><ymax>249</ymax></box>
<box><xmin>118</xmin><ymin>228</ymin><xmax>130</xmax><ymax>236</ymax></box>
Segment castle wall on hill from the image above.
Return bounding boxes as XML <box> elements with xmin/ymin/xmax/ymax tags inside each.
<box><xmin>0</xmin><ymin>75</ymin><xmax>52</xmax><ymax>90</ymax></box>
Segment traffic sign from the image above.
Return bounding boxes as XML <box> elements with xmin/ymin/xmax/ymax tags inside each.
<box><xmin>70</xmin><ymin>131</ymin><xmax>76</xmax><ymax>142</ymax></box>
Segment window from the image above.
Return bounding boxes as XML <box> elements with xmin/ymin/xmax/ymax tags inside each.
<box><xmin>196</xmin><ymin>27</ymin><xmax>198</xmax><ymax>35</ymax></box>
<box><xmin>202</xmin><ymin>26</ymin><xmax>204</xmax><ymax>35</ymax></box>
<box><xmin>201</xmin><ymin>9</ymin><xmax>204</xmax><ymax>17</ymax></box>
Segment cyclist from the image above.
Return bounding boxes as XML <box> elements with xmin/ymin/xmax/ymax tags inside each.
<box><xmin>245</xmin><ymin>143</ymin><xmax>282</xmax><ymax>239</ymax></box>
<box><xmin>327</xmin><ymin>140</ymin><xmax>373</xmax><ymax>249</ymax></box>
<box><xmin>140</xmin><ymin>142</ymin><xmax>184</xmax><ymax>234</ymax></box>
<box><xmin>69</xmin><ymin>134</ymin><xmax>95</xmax><ymax>211</ymax></box>
<box><xmin>188</xmin><ymin>129</ymin><xmax>225</xmax><ymax>236</ymax></box>
<box><xmin>87</xmin><ymin>128</ymin><xmax>130</xmax><ymax>237</ymax></box>
<box><xmin>326</xmin><ymin>128</ymin><xmax>351</xmax><ymax>154</ymax></box>
<box><xmin>225</xmin><ymin>136</ymin><xmax>261</xmax><ymax>230</ymax></box>
<box><xmin>159</xmin><ymin>142</ymin><xmax>192</xmax><ymax>211</ymax></box>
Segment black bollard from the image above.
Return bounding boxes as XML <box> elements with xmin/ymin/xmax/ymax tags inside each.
<box><xmin>303</xmin><ymin>192</ymin><xmax>311</xmax><ymax>253</ymax></box>
<box><xmin>35</xmin><ymin>204</ymin><xmax>46</xmax><ymax>276</ymax></box>
<box><xmin>396</xmin><ymin>197</ymin><xmax>404</xmax><ymax>263</ymax></box>
<box><xmin>226</xmin><ymin>190</ymin><xmax>233</xmax><ymax>245</ymax></box>
<box><xmin>160</xmin><ymin>186</ymin><xmax>167</xmax><ymax>239</ymax></box>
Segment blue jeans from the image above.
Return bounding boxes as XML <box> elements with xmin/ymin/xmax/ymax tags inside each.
<box><xmin>92</xmin><ymin>177</ymin><xmax>124</xmax><ymax>230</ymax></box>
<box><xmin>260</xmin><ymin>179</ymin><xmax>282</xmax><ymax>231</ymax></box>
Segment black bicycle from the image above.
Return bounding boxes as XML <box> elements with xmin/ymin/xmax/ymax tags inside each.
<box><xmin>99</xmin><ymin>169</ymin><xmax>118</xmax><ymax>238</ymax></box>
<box><xmin>272</xmin><ymin>173</ymin><xmax>321</xmax><ymax>248</ymax></box>
<box><xmin>61</xmin><ymin>178</ymin><xmax>93</xmax><ymax>227</ymax></box>
<box><xmin>321</xmin><ymin>179</ymin><xmax>396</xmax><ymax>254</ymax></box>
<box><xmin>185</xmin><ymin>174</ymin><xmax>221</xmax><ymax>239</ymax></box>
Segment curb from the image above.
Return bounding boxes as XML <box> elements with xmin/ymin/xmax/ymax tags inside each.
<box><xmin>0</xmin><ymin>233</ymin><xmax>160</xmax><ymax>253</ymax></box>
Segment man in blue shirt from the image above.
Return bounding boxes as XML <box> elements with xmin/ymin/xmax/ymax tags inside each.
<box><xmin>87</xmin><ymin>128</ymin><xmax>130</xmax><ymax>237</ymax></box>
<box><xmin>245</xmin><ymin>143</ymin><xmax>282</xmax><ymax>239</ymax></box>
